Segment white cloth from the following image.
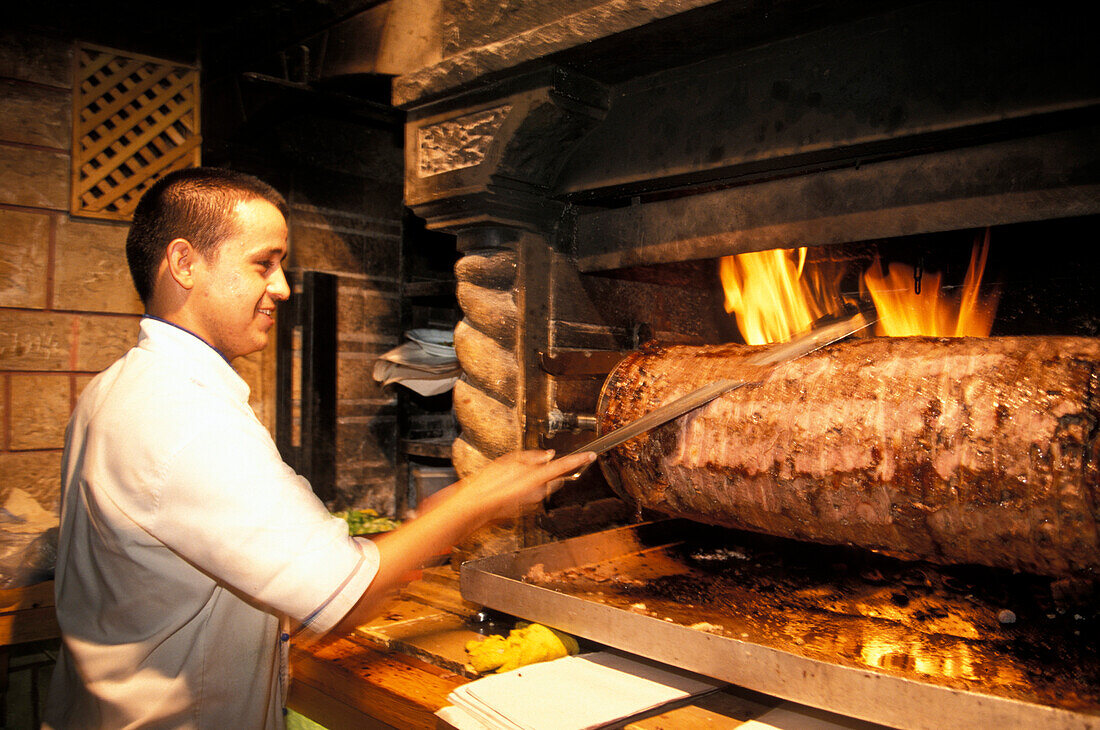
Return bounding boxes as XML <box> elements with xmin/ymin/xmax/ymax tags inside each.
<box><xmin>439</xmin><ymin>652</ymin><xmax>723</xmax><ymax>730</ymax></box>
<box><xmin>44</xmin><ymin>318</ymin><xmax>380</xmax><ymax>729</ymax></box>
<box><xmin>372</xmin><ymin>329</ymin><xmax>460</xmax><ymax>397</ymax></box>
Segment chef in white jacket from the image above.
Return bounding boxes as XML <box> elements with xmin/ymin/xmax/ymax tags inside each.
<box><xmin>44</xmin><ymin>167</ymin><xmax>593</xmax><ymax>729</ymax></box>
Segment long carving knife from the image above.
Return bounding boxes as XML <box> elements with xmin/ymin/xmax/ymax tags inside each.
<box><xmin>560</xmin><ymin>310</ymin><xmax>875</xmax><ymax>478</ymax></box>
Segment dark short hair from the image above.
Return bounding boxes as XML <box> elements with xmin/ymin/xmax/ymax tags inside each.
<box><xmin>125</xmin><ymin>167</ymin><xmax>289</xmax><ymax>304</ymax></box>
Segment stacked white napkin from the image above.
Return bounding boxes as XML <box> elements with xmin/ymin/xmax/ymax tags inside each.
<box><xmin>438</xmin><ymin>652</ymin><xmax>723</xmax><ymax>730</ymax></box>
<box><xmin>372</xmin><ymin>328</ymin><xmax>461</xmax><ymax>396</ymax></box>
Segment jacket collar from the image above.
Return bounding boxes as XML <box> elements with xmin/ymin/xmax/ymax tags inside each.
<box><xmin>137</xmin><ymin>316</ymin><xmax>251</xmax><ymax>403</ymax></box>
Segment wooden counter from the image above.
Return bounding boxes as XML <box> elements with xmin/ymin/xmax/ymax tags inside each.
<box><xmin>287</xmin><ymin>568</ymin><xmax>886</xmax><ymax>730</ymax></box>
<box><xmin>289</xmin><ymin>623</ymin><xmax>827</xmax><ymax>730</ymax></box>
<box><xmin>289</xmin><ymin>634</ymin><xmax>464</xmax><ymax>729</ymax></box>
<box><xmin>288</xmin><ymin>566</ymin><xmax>480</xmax><ymax>729</ymax></box>
<box><xmin>0</xmin><ymin>580</ymin><xmax>59</xmax><ymax>647</ymax></box>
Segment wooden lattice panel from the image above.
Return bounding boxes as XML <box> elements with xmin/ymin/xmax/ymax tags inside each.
<box><xmin>71</xmin><ymin>43</ymin><xmax>201</xmax><ymax>221</ymax></box>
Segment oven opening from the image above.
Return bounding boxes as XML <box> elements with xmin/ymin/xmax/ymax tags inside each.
<box><xmin>583</xmin><ymin>213</ymin><xmax>1098</xmax><ymax>348</ymax></box>
<box><xmin>545</xmin><ymin>213</ymin><xmax>1099</xmax><ymax>518</ymax></box>
<box><xmin>528</xmin><ymin>213</ymin><xmax>1100</xmax><ymax>717</ymax></box>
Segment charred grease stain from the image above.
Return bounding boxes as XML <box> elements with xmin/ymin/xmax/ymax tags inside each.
<box><xmin>553</xmin><ymin>525</ymin><xmax>1100</xmax><ymax>706</ymax></box>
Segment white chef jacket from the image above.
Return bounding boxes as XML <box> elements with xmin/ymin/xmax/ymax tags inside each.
<box><xmin>44</xmin><ymin>317</ymin><xmax>380</xmax><ymax>729</ymax></box>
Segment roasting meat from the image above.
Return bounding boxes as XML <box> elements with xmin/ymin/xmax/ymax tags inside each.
<box><xmin>597</xmin><ymin>336</ymin><xmax>1100</xmax><ymax>577</ymax></box>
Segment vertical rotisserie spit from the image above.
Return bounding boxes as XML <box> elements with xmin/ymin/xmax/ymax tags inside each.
<box><xmin>597</xmin><ymin>335</ymin><xmax>1100</xmax><ymax>577</ymax></box>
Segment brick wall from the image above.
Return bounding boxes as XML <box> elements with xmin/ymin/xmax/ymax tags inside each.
<box><xmin>3</xmin><ymin>27</ymin><xmax>425</xmax><ymax>520</ymax></box>
<box><xmin>287</xmin><ymin>195</ymin><xmax>405</xmax><ymax>513</ymax></box>
<box><xmin>0</xmin><ymin>30</ymin><xmax>276</xmax><ymax>516</ymax></box>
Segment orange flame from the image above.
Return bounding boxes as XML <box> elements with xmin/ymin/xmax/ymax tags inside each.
<box><xmin>720</xmin><ymin>231</ymin><xmax>999</xmax><ymax>344</ymax></box>
<box><xmin>721</xmin><ymin>248</ymin><xmax>820</xmax><ymax>345</ymax></box>
<box><xmin>863</xmin><ymin>230</ymin><xmax>999</xmax><ymax>337</ymax></box>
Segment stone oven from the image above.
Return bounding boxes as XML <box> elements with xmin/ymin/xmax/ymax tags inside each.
<box><xmin>394</xmin><ymin>0</ymin><xmax>1097</xmax><ymax>538</ymax></box>
<box><xmin>384</xmin><ymin>1</ymin><xmax>1098</xmax><ymax>726</ymax></box>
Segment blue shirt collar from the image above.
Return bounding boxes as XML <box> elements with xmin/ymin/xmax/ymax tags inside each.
<box><xmin>141</xmin><ymin>314</ymin><xmax>230</xmax><ymax>364</ymax></box>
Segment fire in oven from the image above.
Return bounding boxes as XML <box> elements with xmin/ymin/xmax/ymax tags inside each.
<box><xmin>466</xmin><ymin>220</ymin><xmax>1099</xmax><ymax>730</ymax></box>
<box><xmin>398</xmin><ymin>2</ymin><xmax>1099</xmax><ymax>726</ymax></box>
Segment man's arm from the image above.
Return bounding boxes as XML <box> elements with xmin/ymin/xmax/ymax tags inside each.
<box><xmin>329</xmin><ymin>449</ymin><xmax>596</xmax><ymax>636</ymax></box>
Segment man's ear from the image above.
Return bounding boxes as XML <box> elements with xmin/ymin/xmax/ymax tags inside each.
<box><xmin>165</xmin><ymin>238</ymin><xmax>198</xmax><ymax>290</ymax></box>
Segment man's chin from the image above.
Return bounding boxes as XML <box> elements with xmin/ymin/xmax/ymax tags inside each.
<box><xmin>227</xmin><ymin>337</ymin><xmax>270</xmax><ymax>362</ymax></box>
<box><xmin>250</xmin><ymin>333</ymin><xmax>271</xmax><ymax>355</ymax></box>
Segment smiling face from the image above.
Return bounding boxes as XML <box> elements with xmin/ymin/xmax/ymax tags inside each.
<box><xmin>186</xmin><ymin>198</ymin><xmax>290</xmax><ymax>361</ymax></box>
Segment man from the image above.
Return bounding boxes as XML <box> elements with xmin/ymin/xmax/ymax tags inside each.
<box><xmin>44</xmin><ymin>168</ymin><xmax>594</xmax><ymax>728</ymax></box>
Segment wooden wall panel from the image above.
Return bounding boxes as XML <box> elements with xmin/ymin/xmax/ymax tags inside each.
<box><xmin>70</xmin><ymin>43</ymin><xmax>200</xmax><ymax>221</ymax></box>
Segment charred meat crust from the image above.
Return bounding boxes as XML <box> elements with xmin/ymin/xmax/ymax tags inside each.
<box><xmin>597</xmin><ymin>336</ymin><xmax>1100</xmax><ymax>577</ymax></box>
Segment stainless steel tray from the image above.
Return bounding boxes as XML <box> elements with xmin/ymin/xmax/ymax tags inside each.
<box><xmin>461</xmin><ymin>520</ymin><xmax>1099</xmax><ymax>730</ymax></box>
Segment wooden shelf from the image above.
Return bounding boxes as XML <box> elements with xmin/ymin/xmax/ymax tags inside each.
<box><xmin>403</xmin><ymin>280</ymin><xmax>455</xmax><ymax>298</ymax></box>
<box><xmin>0</xmin><ymin>580</ymin><xmax>59</xmax><ymax>647</ymax></box>
<box><xmin>401</xmin><ymin>438</ymin><xmax>453</xmax><ymax>459</ymax></box>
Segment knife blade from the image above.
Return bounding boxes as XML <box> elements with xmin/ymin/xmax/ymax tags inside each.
<box><xmin>560</xmin><ymin>309</ymin><xmax>875</xmax><ymax>479</ymax></box>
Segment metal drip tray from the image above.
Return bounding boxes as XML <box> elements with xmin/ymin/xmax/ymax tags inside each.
<box><xmin>460</xmin><ymin>520</ymin><xmax>1099</xmax><ymax>730</ymax></box>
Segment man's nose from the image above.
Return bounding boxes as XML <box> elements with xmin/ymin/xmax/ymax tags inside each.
<box><xmin>269</xmin><ymin>266</ymin><xmax>291</xmax><ymax>301</ymax></box>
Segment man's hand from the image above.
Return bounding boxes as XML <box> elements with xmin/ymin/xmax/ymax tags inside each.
<box><xmin>328</xmin><ymin>449</ymin><xmax>596</xmax><ymax>637</ymax></box>
<box><xmin>430</xmin><ymin>449</ymin><xmax>596</xmax><ymax>522</ymax></box>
